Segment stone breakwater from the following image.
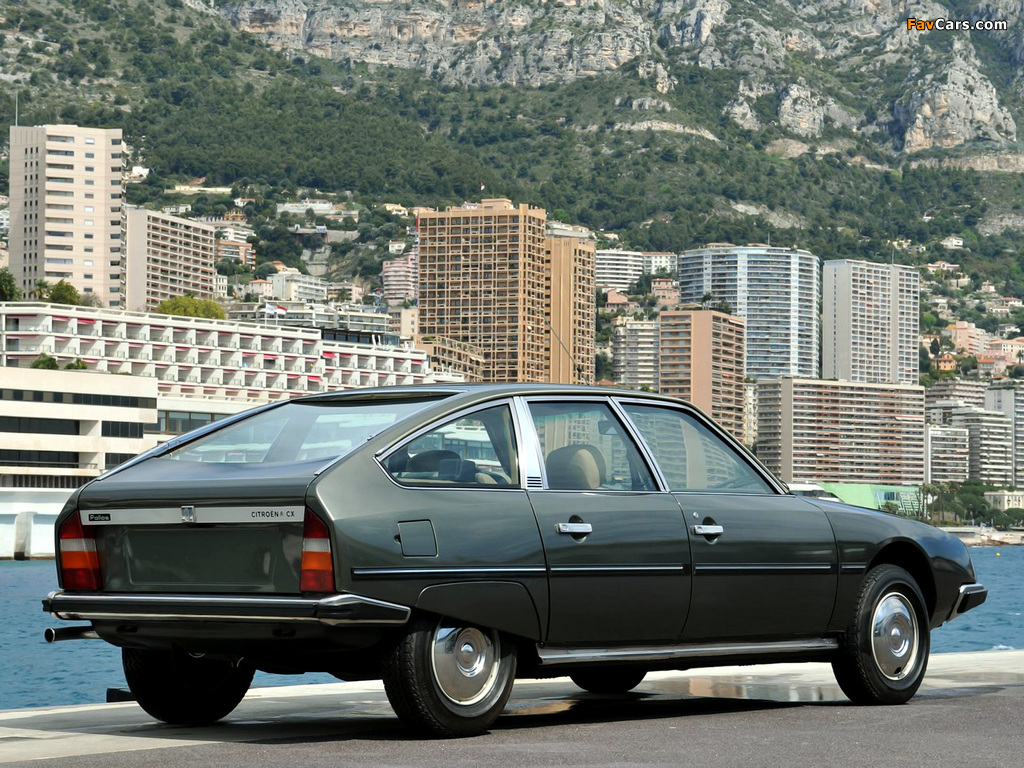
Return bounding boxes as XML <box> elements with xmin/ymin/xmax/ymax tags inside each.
<box><xmin>942</xmin><ymin>527</ymin><xmax>1024</xmax><ymax>547</ymax></box>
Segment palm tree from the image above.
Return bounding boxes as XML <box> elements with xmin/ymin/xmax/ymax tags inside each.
<box><xmin>700</xmin><ymin>292</ymin><xmax>713</xmax><ymax>309</ymax></box>
<box><xmin>30</xmin><ymin>279</ymin><xmax>52</xmax><ymax>301</ymax></box>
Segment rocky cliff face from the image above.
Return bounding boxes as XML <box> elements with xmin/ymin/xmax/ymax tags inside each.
<box><xmin>219</xmin><ymin>0</ymin><xmax>1024</xmax><ymax>152</ymax></box>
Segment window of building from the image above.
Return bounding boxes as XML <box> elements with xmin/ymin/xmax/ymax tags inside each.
<box><xmin>0</xmin><ymin>416</ymin><xmax>79</xmax><ymax>435</ymax></box>
<box><xmin>101</xmin><ymin>421</ymin><xmax>144</xmax><ymax>439</ymax></box>
<box><xmin>85</xmin><ymin>138</ymin><xmax>95</xmax><ymax>145</ymax></box>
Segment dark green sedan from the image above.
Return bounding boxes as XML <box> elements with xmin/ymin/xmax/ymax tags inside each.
<box><xmin>44</xmin><ymin>385</ymin><xmax>987</xmax><ymax>737</ymax></box>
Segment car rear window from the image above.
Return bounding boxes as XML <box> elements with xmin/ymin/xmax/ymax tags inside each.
<box><xmin>164</xmin><ymin>398</ymin><xmax>440</xmax><ymax>465</ymax></box>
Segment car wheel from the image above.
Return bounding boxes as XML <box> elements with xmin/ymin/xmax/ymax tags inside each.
<box><xmin>381</xmin><ymin>615</ymin><xmax>516</xmax><ymax>737</ymax></box>
<box><xmin>569</xmin><ymin>667</ymin><xmax>647</xmax><ymax>694</ymax></box>
<box><xmin>122</xmin><ymin>647</ymin><xmax>254</xmax><ymax>725</ymax></box>
<box><xmin>832</xmin><ymin>564</ymin><xmax>930</xmax><ymax>705</ymax></box>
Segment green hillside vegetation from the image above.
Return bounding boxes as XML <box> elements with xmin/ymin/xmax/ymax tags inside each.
<box><xmin>4</xmin><ymin>0</ymin><xmax>1024</xmax><ymax>281</ymax></box>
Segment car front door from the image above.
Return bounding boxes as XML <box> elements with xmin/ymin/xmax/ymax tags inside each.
<box><xmin>618</xmin><ymin>401</ymin><xmax>838</xmax><ymax>642</ymax></box>
<box><xmin>519</xmin><ymin>398</ymin><xmax>691</xmax><ymax>646</ymax></box>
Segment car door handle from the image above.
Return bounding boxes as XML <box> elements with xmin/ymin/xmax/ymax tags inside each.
<box><xmin>692</xmin><ymin>524</ymin><xmax>724</xmax><ymax>536</ymax></box>
<box><xmin>556</xmin><ymin>522</ymin><xmax>593</xmax><ymax>535</ymax></box>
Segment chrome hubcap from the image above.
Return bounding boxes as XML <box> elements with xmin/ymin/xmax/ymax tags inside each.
<box><xmin>871</xmin><ymin>592</ymin><xmax>919</xmax><ymax>681</ymax></box>
<box><xmin>431</xmin><ymin>623</ymin><xmax>501</xmax><ymax>706</ymax></box>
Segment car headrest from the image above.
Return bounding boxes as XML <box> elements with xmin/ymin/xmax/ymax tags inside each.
<box><xmin>545</xmin><ymin>444</ymin><xmax>606</xmax><ymax>490</ymax></box>
<box><xmin>406</xmin><ymin>449</ymin><xmax>461</xmax><ymax>474</ymax></box>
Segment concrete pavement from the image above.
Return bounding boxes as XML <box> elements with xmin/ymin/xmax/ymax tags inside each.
<box><xmin>2</xmin><ymin>650</ymin><xmax>1022</xmax><ymax>766</ymax></box>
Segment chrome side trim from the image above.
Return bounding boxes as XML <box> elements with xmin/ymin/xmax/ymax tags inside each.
<box><xmin>351</xmin><ymin>566</ymin><xmax>547</xmax><ymax>579</ymax></box>
<box><xmin>550</xmin><ymin>565</ymin><xmax>687</xmax><ymax>575</ymax></box>
<box><xmin>840</xmin><ymin>562</ymin><xmax>867</xmax><ymax>573</ymax></box>
<box><xmin>537</xmin><ymin>638</ymin><xmax>840</xmax><ymax>666</ymax></box>
<box><xmin>44</xmin><ymin>591</ymin><xmax>411</xmax><ymax>627</ymax></box>
<box><xmin>694</xmin><ymin>563</ymin><xmax>834</xmax><ymax>573</ymax></box>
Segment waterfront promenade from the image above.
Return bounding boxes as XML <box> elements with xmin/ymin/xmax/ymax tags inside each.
<box><xmin>2</xmin><ymin>650</ymin><xmax>1021</xmax><ymax>766</ymax></box>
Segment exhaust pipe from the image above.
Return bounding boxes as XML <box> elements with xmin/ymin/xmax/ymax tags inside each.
<box><xmin>45</xmin><ymin>626</ymin><xmax>100</xmax><ymax>643</ymax></box>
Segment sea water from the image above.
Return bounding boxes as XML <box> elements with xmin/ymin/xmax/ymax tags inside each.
<box><xmin>1</xmin><ymin>547</ymin><xmax>1021</xmax><ymax>710</ymax></box>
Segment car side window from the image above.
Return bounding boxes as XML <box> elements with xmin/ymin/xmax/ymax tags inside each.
<box><xmin>385</xmin><ymin>405</ymin><xmax>520</xmax><ymax>488</ymax></box>
<box><xmin>528</xmin><ymin>401</ymin><xmax>655</xmax><ymax>491</ymax></box>
<box><xmin>621</xmin><ymin>403</ymin><xmax>773</xmax><ymax>494</ymax></box>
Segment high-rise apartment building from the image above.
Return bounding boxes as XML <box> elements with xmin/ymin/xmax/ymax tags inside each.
<box><xmin>823</xmin><ymin>260</ymin><xmax>920</xmax><ymax>385</ymax></box>
<box><xmin>382</xmin><ymin>250</ymin><xmax>418</xmax><ymax>304</ymax></box>
<box><xmin>659</xmin><ymin>309</ymin><xmax>746</xmax><ymax>440</ymax></box>
<box><xmin>985</xmin><ymin>383</ymin><xmax>1024</xmax><ymax>489</ymax></box>
<box><xmin>9</xmin><ymin>125</ymin><xmax>125</xmax><ymax>304</ymax></box>
<box><xmin>611</xmin><ymin>317</ymin><xmax>659</xmax><ymax>389</ymax></box>
<box><xmin>122</xmin><ymin>206</ymin><xmax>217</xmax><ymax>312</ymax></box>
<box><xmin>546</xmin><ymin>234</ymin><xmax>595</xmax><ymax>384</ymax></box>
<box><xmin>925</xmin><ymin>377</ymin><xmax>988</xmax><ymax>410</ymax></box>
<box><xmin>417</xmin><ymin>199</ymin><xmax>593</xmax><ymax>384</ymax></box>
<box><xmin>678</xmin><ymin>244</ymin><xmax>820</xmax><ymax>380</ymax></box>
<box><xmin>924</xmin><ymin>424</ymin><xmax>969</xmax><ymax>484</ymax></box>
<box><xmin>756</xmin><ymin>378</ymin><xmax>925</xmax><ymax>485</ymax></box>
<box><xmin>595</xmin><ymin>249</ymin><xmax>645</xmax><ymax>291</ymax></box>
<box><xmin>950</xmin><ymin>407</ymin><xmax>1013</xmax><ymax>487</ymax></box>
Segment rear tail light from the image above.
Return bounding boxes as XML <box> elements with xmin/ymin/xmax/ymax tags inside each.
<box><xmin>300</xmin><ymin>509</ymin><xmax>335</xmax><ymax>593</ymax></box>
<box><xmin>58</xmin><ymin>511</ymin><xmax>101</xmax><ymax>591</ymax></box>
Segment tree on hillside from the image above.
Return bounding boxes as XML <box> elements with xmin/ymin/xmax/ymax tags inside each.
<box><xmin>0</xmin><ymin>268</ymin><xmax>21</xmax><ymax>301</ymax></box>
<box><xmin>49</xmin><ymin>279</ymin><xmax>81</xmax><ymax>306</ymax></box>
<box><xmin>155</xmin><ymin>295</ymin><xmax>226</xmax><ymax>319</ymax></box>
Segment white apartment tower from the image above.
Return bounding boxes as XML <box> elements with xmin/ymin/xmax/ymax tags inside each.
<box><xmin>610</xmin><ymin>317</ymin><xmax>659</xmax><ymax>389</ymax></box>
<box><xmin>9</xmin><ymin>125</ymin><xmax>125</xmax><ymax>305</ymax></box>
<box><xmin>924</xmin><ymin>424</ymin><xmax>969</xmax><ymax>484</ymax></box>
<box><xmin>950</xmin><ymin>407</ymin><xmax>1013</xmax><ymax>487</ymax></box>
<box><xmin>985</xmin><ymin>384</ymin><xmax>1024</xmax><ymax>489</ymax></box>
<box><xmin>677</xmin><ymin>245</ymin><xmax>820</xmax><ymax>380</ymax></box>
<box><xmin>595</xmin><ymin>250</ymin><xmax>645</xmax><ymax>291</ymax></box>
<box><xmin>823</xmin><ymin>260</ymin><xmax>920</xmax><ymax>385</ymax></box>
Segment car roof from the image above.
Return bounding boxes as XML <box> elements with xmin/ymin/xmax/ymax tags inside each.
<box><xmin>297</xmin><ymin>383</ymin><xmax>689</xmax><ymax>408</ymax></box>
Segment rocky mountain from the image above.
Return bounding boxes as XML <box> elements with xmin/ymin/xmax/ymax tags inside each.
<box><xmin>217</xmin><ymin>0</ymin><xmax>1024</xmax><ymax>153</ymax></box>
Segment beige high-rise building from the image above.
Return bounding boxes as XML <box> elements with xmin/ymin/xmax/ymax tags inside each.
<box><xmin>823</xmin><ymin>260</ymin><xmax>920</xmax><ymax>385</ymax></box>
<box><xmin>9</xmin><ymin>125</ymin><xmax>125</xmax><ymax>305</ymax></box>
<box><xmin>756</xmin><ymin>378</ymin><xmax>925</xmax><ymax>485</ymax></box>
<box><xmin>659</xmin><ymin>309</ymin><xmax>746</xmax><ymax>440</ymax></box>
<box><xmin>417</xmin><ymin>199</ymin><xmax>593</xmax><ymax>383</ymax></box>
<box><xmin>545</xmin><ymin>234</ymin><xmax>595</xmax><ymax>384</ymax></box>
<box><xmin>122</xmin><ymin>207</ymin><xmax>218</xmax><ymax>312</ymax></box>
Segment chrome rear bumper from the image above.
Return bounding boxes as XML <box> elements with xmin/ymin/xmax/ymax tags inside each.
<box><xmin>946</xmin><ymin>583</ymin><xmax>987</xmax><ymax>623</ymax></box>
<box><xmin>44</xmin><ymin>591</ymin><xmax>411</xmax><ymax>627</ymax></box>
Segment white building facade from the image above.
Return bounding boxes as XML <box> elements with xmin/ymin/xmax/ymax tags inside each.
<box><xmin>678</xmin><ymin>245</ymin><xmax>820</xmax><ymax>380</ymax></box>
<box><xmin>823</xmin><ymin>260</ymin><xmax>920</xmax><ymax>385</ymax></box>
<box><xmin>949</xmin><ymin>407</ymin><xmax>1013</xmax><ymax>487</ymax></box>
<box><xmin>985</xmin><ymin>384</ymin><xmax>1024</xmax><ymax>489</ymax></box>
<box><xmin>610</xmin><ymin>317</ymin><xmax>659</xmax><ymax>389</ymax></box>
<box><xmin>1</xmin><ymin>302</ymin><xmax>456</xmax><ymax>404</ymax></box>
<box><xmin>924</xmin><ymin>424</ymin><xmax>969</xmax><ymax>484</ymax></box>
<box><xmin>595</xmin><ymin>250</ymin><xmax>645</xmax><ymax>291</ymax></box>
<box><xmin>9</xmin><ymin>125</ymin><xmax>125</xmax><ymax>304</ymax></box>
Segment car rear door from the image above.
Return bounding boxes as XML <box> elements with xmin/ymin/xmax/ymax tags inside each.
<box><xmin>617</xmin><ymin>400</ymin><xmax>838</xmax><ymax>642</ymax></box>
<box><xmin>518</xmin><ymin>397</ymin><xmax>691</xmax><ymax>646</ymax></box>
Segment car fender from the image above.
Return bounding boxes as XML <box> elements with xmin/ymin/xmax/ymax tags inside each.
<box><xmin>415</xmin><ymin>581</ymin><xmax>542</xmax><ymax>641</ymax></box>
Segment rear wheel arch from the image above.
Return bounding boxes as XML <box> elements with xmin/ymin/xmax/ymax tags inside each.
<box><xmin>868</xmin><ymin>540</ymin><xmax>936</xmax><ymax>621</ymax></box>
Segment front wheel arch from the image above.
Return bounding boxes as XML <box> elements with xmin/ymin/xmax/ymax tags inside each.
<box><xmin>868</xmin><ymin>540</ymin><xmax>936</xmax><ymax>621</ymax></box>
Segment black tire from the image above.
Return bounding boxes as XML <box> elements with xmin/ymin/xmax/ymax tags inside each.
<box><xmin>381</xmin><ymin>615</ymin><xmax>516</xmax><ymax>738</ymax></box>
<box><xmin>832</xmin><ymin>564</ymin><xmax>930</xmax><ymax>705</ymax></box>
<box><xmin>570</xmin><ymin>668</ymin><xmax>647</xmax><ymax>694</ymax></box>
<box><xmin>122</xmin><ymin>648</ymin><xmax>254</xmax><ymax>725</ymax></box>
